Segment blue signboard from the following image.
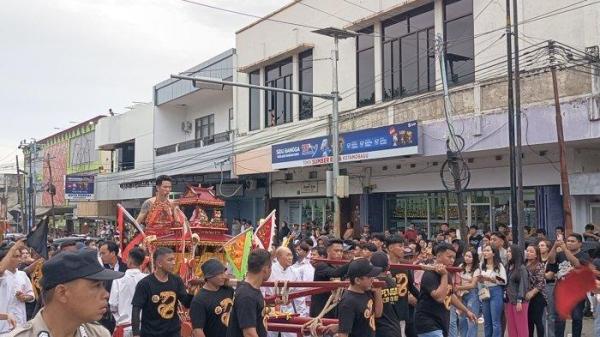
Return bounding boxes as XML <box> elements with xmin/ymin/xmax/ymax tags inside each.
<box><xmin>272</xmin><ymin>121</ymin><xmax>421</xmax><ymax>169</ymax></box>
<box><xmin>65</xmin><ymin>174</ymin><xmax>95</xmax><ymax>200</ymax></box>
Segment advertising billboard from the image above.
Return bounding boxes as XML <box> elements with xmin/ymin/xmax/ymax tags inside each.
<box><xmin>272</xmin><ymin>121</ymin><xmax>421</xmax><ymax>169</ymax></box>
<box><xmin>65</xmin><ymin>174</ymin><xmax>95</xmax><ymax>200</ymax></box>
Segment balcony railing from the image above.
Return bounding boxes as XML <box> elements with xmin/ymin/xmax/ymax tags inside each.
<box><xmin>155</xmin><ymin>131</ymin><xmax>231</xmax><ymax>156</ymax></box>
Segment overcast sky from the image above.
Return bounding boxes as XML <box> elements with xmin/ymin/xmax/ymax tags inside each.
<box><xmin>0</xmin><ymin>0</ymin><xmax>285</xmax><ymax>172</ymax></box>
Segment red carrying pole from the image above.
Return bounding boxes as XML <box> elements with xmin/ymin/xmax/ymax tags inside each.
<box><xmin>310</xmin><ymin>257</ymin><xmax>463</xmax><ymax>273</ymax></box>
<box><xmin>262</xmin><ymin>280</ymin><xmax>386</xmax><ymax>288</ymax></box>
<box><xmin>265</xmin><ymin>287</ymin><xmax>329</xmax><ymax>303</ymax></box>
<box><xmin>269</xmin><ymin>317</ymin><xmax>338</xmax><ymax>325</ymax></box>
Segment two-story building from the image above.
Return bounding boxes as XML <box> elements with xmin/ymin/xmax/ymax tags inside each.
<box><xmin>95</xmin><ymin>50</ymin><xmax>267</xmax><ymax>225</ymax></box>
<box><xmin>231</xmin><ymin>0</ymin><xmax>600</xmax><ymax>236</ymax></box>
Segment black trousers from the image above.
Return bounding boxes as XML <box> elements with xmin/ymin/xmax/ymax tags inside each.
<box><xmin>528</xmin><ymin>292</ymin><xmax>546</xmax><ymax>337</ymax></box>
<box><xmin>555</xmin><ymin>299</ymin><xmax>585</xmax><ymax>337</ymax></box>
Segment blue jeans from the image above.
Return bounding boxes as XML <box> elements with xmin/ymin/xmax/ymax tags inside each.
<box><xmin>593</xmin><ymin>295</ymin><xmax>600</xmax><ymax>337</ymax></box>
<box><xmin>482</xmin><ymin>286</ymin><xmax>504</xmax><ymax>337</ymax></box>
<box><xmin>459</xmin><ymin>289</ymin><xmax>481</xmax><ymax>337</ymax></box>
<box><xmin>417</xmin><ymin>330</ymin><xmax>444</xmax><ymax>337</ymax></box>
<box><xmin>543</xmin><ymin>282</ymin><xmax>556</xmax><ymax>337</ymax></box>
<box><xmin>449</xmin><ymin>306</ymin><xmax>458</xmax><ymax>337</ymax></box>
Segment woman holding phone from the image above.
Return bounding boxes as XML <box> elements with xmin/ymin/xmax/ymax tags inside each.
<box><xmin>479</xmin><ymin>245</ymin><xmax>507</xmax><ymax>337</ymax></box>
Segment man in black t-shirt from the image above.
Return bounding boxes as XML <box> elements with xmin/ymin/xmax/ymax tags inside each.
<box><xmin>190</xmin><ymin>259</ymin><xmax>234</xmax><ymax>337</ymax></box>
<box><xmin>386</xmin><ymin>236</ymin><xmax>419</xmax><ymax>337</ymax></box>
<box><xmin>310</xmin><ymin>239</ymin><xmax>349</xmax><ymax>318</ymax></box>
<box><xmin>414</xmin><ymin>243</ymin><xmax>476</xmax><ymax>337</ymax></box>
<box><xmin>226</xmin><ymin>249</ymin><xmax>272</xmax><ymax>337</ymax></box>
<box><xmin>370</xmin><ymin>252</ymin><xmax>401</xmax><ymax>337</ymax></box>
<box><xmin>327</xmin><ymin>258</ymin><xmax>383</xmax><ymax>337</ymax></box>
<box><xmin>131</xmin><ymin>247</ymin><xmax>193</xmax><ymax>337</ymax></box>
<box><xmin>553</xmin><ymin>233</ymin><xmax>590</xmax><ymax>337</ymax></box>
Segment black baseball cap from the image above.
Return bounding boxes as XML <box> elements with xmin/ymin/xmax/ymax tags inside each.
<box><xmin>370</xmin><ymin>251</ymin><xmax>389</xmax><ymax>270</ymax></box>
<box><xmin>346</xmin><ymin>258</ymin><xmax>382</xmax><ymax>279</ymax></box>
<box><xmin>42</xmin><ymin>249</ymin><xmax>124</xmax><ymax>290</ymax></box>
<box><xmin>201</xmin><ymin>259</ymin><xmax>227</xmax><ymax>279</ymax></box>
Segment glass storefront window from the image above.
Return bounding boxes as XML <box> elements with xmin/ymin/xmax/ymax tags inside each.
<box><xmin>406</xmin><ymin>195</ymin><xmax>429</xmax><ymax>234</ymax></box>
<box><xmin>523</xmin><ymin>189</ymin><xmax>536</xmax><ymax>228</ymax></box>
<box><xmin>386</xmin><ymin>197</ymin><xmax>406</xmax><ymax>233</ymax></box>
<box><xmin>384</xmin><ymin>188</ymin><xmax>539</xmax><ymax>237</ymax></box>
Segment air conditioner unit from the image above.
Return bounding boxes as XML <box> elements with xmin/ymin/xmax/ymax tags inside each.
<box><xmin>181</xmin><ymin>121</ymin><xmax>193</xmax><ymax>134</ymax></box>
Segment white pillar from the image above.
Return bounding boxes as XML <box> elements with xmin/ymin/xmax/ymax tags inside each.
<box><xmin>259</xmin><ymin>67</ymin><xmax>266</xmax><ymax>129</ymax></box>
<box><xmin>374</xmin><ymin>21</ymin><xmax>383</xmax><ymax>103</ymax></box>
<box><xmin>292</xmin><ymin>53</ymin><xmax>300</xmax><ymax>122</ymax></box>
<box><xmin>434</xmin><ymin>0</ymin><xmax>445</xmax><ymax>91</ymax></box>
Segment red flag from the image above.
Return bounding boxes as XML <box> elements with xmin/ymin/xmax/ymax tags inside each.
<box><xmin>254</xmin><ymin>210</ymin><xmax>276</xmax><ymax>250</ymax></box>
<box><xmin>555</xmin><ymin>265</ymin><xmax>597</xmax><ymax>319</ymax></box>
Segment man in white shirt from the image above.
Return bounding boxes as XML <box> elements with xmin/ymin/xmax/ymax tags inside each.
<box><xmin>263</xmin><ymin>247</ymin><xmax>300</xmax><ymax>337</ymax></box>
<box><xmin>292</xmin><ymin>242</ymin><xmax>314</xmax><ymax>316</ymax></box>
<box><xmin>109</xmin><ymin>248</ymin><xmax>146</xmax><ymax>337</ymax></box>
<box><xmin>0</xmin><ymin>242</ymin><xmax>34</xmax><ymax>336</ymax></box>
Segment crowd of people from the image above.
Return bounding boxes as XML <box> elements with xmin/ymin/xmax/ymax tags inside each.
<box><xmin>1</xmin><ymin>219</ymin><xmax>600</xmax><ymax>337</ymax></box>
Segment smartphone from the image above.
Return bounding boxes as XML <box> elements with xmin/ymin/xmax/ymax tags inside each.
<box><xmin>557</xmin><ymin>234</ymin><xmax>564</xmax><ymax>241</ymax></box>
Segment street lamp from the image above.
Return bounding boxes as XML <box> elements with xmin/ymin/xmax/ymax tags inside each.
<box><xmin>312</xmin><ymin>27</ymin><xmax>357</xmax><ymax>237</ymax></box>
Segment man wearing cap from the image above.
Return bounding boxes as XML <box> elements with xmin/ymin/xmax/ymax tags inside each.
<box><xmin>326</xmin><ymin>258</ymin><xmax>383</xmax><ymax>337</ymax></box>
<box><xmin>370</xmin><ymin>252</ymin><xmax>401</xmax><ymax>337</ymax></box>
<box><xmin>7</xmin><ymin>248</ymin><xmax>125</xmax><ymax>337</ymax></box>
<box><xmin>189</xmin><ymin>259</ymin><xmax>234</xmax><ymax>337</ymax></box>
<box><xmin>131</xmin><ymin>247</ymin><xmax>193</xmax><ymax>337</ymax></box>
<box><xmin>108</xmin><ymin>248</ymin><xmax>146</xmax><ymax>337</ymax></box>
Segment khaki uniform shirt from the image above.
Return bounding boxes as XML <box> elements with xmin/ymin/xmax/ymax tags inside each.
<box><xmin>6</xmin><ymin>310</ymin><xmax>110</xmax><ymax>337</ymax></box>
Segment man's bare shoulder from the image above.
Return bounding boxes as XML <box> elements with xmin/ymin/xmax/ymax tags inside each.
<box><xmin>140</xmin><ymin>198</ymin><xmax>156</xmax><ymax>212</ymax></box>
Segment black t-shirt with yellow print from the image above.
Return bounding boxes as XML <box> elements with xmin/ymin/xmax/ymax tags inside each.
<box><xmin>131</xmin><ymin>273</ymin><xmax>193</xmax><ymax>337</ymax></box>
<box><xmin>414</xmin><ymin>271</ymin><xmax>453</xmax><ymax>336</ymax></box>
<box><xmin>226</xmin><ymin>281</ymin><xmax>268</xmax><ymax>337</ymax></box>
<box><xmin>375</xmin><ymin>275</ymin><xmax>402</xmax><ymax>337</ymax></box>
<box><xmin>190</xmin><ymin>286</ymin><xmax>235</xmax><ymax>337</ymax></box>
<box><xmin>337</xmin><ymin>290</ymin><xmax>376</xmax><ymax>337</ymax></box>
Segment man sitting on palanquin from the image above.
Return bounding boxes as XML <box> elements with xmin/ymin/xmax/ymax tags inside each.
<box><xmin>136</xmin><ymin>175</ymin><xmax>182</xmax><ymax>238</ymax></box>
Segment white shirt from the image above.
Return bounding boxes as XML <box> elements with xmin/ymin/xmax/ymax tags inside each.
<box><xmin>263</xmin><ymin>261</ymin><xmax>299</xmax><ymax>337</ymax></box>
<box><xmin>291</xmin><ymin>257</ymin><xmax>314</xmax><ymax>317</ymax></box>
<box><xmin>479</xmin><ymin>263</ymin><xmax>507</xmax><ymax>287</ymax></box>
<box><xmin>109</xmin><ymin>268</ymin><xmax>147</xmax><ymax>326</ymax></box>
<box><xmin>0</xmin><ymin>269</ymin><xmax>34</xmax><ymax>334</ymax></box>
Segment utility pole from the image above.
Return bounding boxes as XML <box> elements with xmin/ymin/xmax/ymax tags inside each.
<box><xmin>312</xmin><ymin>27</ymin><xmax>357</xmax><ymax>237</ymax></box>
<box><xmin>512</xmin><ymin>0</ymin><xmax>524</xmax><ymax>248</ymax></box>
<box><xmin>505</xmin><ymin>0</ymin><xmax>519</xmax><ymax>244</ymax></box>
<box><xmin>16</xmin><ymin>155</ymin><xmax>25</xmax><ymax>233</ymax></box>
<box><xmin>331</xmin><ymin>36</ymin><xmax>342</xmax><ymax>238</ymax></box>
<box><xmin>548</xmin><ymin>41</ymin><xmax>573</xmax><ymax>233</ymax></box>
<box><xmin>46</xmin><ymin>153</ymin><xmax>56</xmax><ymax>229</ymax></box>
<box><xmin>437</xmin><ymin>34</ymin><xmax>468</xmax><ymax>240</ymax></box>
